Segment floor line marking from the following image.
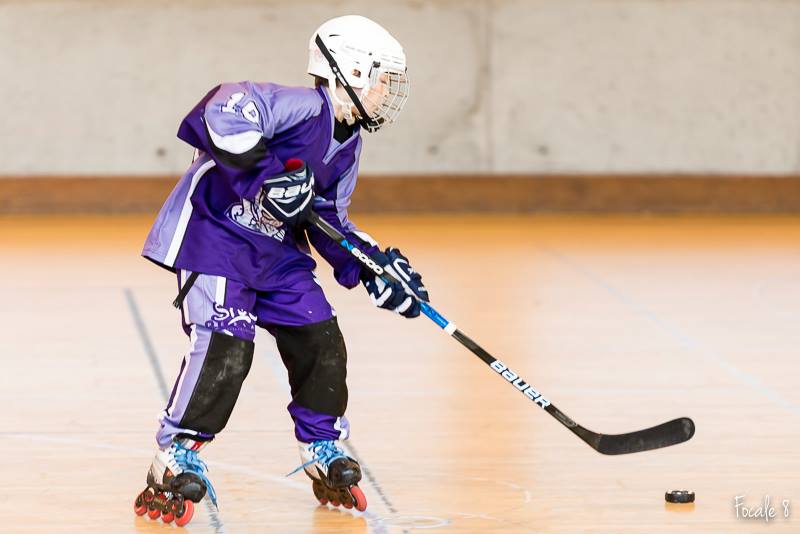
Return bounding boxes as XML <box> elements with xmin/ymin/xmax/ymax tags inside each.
<box><xmin>124</xmin><ymin>288</ymin><xmax>169</xmax><ymax>398</ymax></box>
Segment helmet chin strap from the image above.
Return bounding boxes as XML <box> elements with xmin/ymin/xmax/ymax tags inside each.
<box><xmin>315</xmin><ymin>35</ymin><xmax>379</xmax><ymax>132</ymax></box>
<box><xmin>325</xmin><ymin>84</ymin><xmax>358</xmax><ymax>125</ymax></box>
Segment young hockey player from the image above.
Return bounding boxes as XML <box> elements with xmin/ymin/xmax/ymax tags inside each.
<box><xmin>133</xmin><ymin>15</ymin><xmax>428</xmax><ymax>526</ymax></box>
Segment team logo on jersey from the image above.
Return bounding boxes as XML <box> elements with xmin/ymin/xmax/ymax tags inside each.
<box><xmin>226</xmin><ymin>189</ymin><xmax>286</xmax><ymax>243</ymax></box>
<box><xmin>205</xmin><ymin>304</ymin><xmax>257</xmax><ymax>338</ymax></box>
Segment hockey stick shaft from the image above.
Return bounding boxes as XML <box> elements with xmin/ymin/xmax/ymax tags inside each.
<box><xmin>307</xmin><ymin>211</ymin><xmax>695</xmax><ymax>454</ymax></box>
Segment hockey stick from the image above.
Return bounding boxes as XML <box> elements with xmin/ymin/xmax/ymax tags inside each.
<box><xmin>307</xmin><ymin>211</ymin><xmax>695</xmax><ymax>455</ymax></box>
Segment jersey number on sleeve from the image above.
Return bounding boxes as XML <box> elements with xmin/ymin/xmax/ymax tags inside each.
<box><xmin>221</xmin><ymin>92</ymin><xmax>260</xmax><ymax>125</ymax></box>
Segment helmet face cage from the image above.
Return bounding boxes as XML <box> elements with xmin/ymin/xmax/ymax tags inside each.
<box><xmin>360</xmin><ymin>65</ymin><xmax>410</xmax><ymax>132</ymax></box>
<box><xmin>311</xmin><ymin>27</ymin><xmax>409</xmax><ymax>133</ymax></box>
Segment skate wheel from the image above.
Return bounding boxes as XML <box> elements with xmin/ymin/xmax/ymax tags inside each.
<box><xmin>147</xmin><ymin>508</ymin><xmax>161</xmax><ymax>520</ymax></box>
<box><xmin>133</xmin><ymin>499</ymin><xmax>148</xmax><ymax>516</ymax></box>
<box><xmin>343</xmin><ymin>501</ymin><xmax>353</xmax><ymax>509</ymax></box>
<box><xmin>175</xmin><ymin>499</ymin><xmax>194</xmax><ymax>527</ymax></box>
<box><xmin>331</xmin><ymin>500</ymin><xmax>340</xmax><ymax>507</ymax></box>
<box><xmin>350</xmin><ymin>486</ymin><xmax>367</xmax><ymax>512</ymax></box>
<box><xmin>134</xmin><ymin>492</ymin><xmax>149</xmax><ymax>516</ymax></box>
<box><xmin>161</xmin><ymin>512</ymin><xmax>175</xmax><ymax>524</ymax></box>
<box><xmin>318</xmin><ymin>498</ymin><xmax>328</xmax><ymax>505</ymax></box>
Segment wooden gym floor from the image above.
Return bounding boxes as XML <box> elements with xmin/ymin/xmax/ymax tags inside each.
<box><xmin>0</xmin><ymin>214</ymin><xmax>798</xmax><ymax>533</ymax></box>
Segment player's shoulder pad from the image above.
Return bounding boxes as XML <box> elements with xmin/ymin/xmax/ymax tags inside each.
<box><xmin>253</xmin><ymin>83</ymin><xmax>325</xmax><ymax>136</ymax></box>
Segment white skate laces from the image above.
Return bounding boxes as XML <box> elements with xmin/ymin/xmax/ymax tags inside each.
<box><xmin>287</xmin><ymin>440</ymin><xmax>346</xmax><ymax>477</ymax></box>
<box><xmin>169</xmin><ymin>440</ymin><xmax>218</xmax><ymax>508</ymax></box>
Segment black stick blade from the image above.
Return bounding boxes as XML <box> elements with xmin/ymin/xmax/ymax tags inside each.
<box><xmin>578</xmin><ymin>417</ymin><xmax>695</xmax><ymax>455</ymax></box>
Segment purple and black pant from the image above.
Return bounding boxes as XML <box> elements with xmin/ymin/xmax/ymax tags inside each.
<box><xmin>157</xmin><ymin>269</ymin><xmax>351</xmax><ymax>449</ymax></box>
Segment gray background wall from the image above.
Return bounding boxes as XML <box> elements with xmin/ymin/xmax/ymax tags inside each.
<box><xmin>1</xmin><ymin>0</ymin><xmax>798</xmax><ymax>176</ymax></box>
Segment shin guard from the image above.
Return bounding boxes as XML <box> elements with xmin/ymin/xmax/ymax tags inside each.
<box><xmin>180</xmin><ymin>331</ymin><xmax>254</xmax><ymax>435</ymax></box>
<box><xmin>272</xmin><ymin>317</ymin><xmax>348</xmax><ymax>416</ymax></box>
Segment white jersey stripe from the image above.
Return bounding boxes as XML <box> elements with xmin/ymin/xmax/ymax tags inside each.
<box><xmin>165</xmin><ymin>325</ymin><xmax>197</xmax><ymax>417</ymax></box>
<box><xmin>164</xmin><ymin>160</ymin><xmax>216</xmax><ymax>267</ymax></box>
<box><xmin>215</xmin><ymin>276</ymin><xmax>227</xmax><ymax>306</ymax></box>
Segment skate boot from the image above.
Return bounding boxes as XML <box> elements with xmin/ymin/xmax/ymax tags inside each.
<box><xmin>133</xmin><ymin>438</ymin><xmax>217</xmax><ymax>526</ymax></box>
<box><xmin>289</xmin><ymin>440</ymin><xmax>367</xmax><ymax>512</ymax></box>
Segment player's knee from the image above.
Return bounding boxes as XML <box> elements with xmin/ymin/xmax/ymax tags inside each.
<box><xmin>273</xmin><ymin>317</ymin><xmax>348</xmax><ymax>416</ymax></box>
<box><xmin>180</xmin><ymin>331</ymin><xmax>255</xmax><ymax>435</ymax></box>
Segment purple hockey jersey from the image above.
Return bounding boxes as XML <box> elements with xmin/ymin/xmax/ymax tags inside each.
<box><xmin>143</xmin><ymin>82</ymin><xmax>370</xmax><ymax>290</ymax></box>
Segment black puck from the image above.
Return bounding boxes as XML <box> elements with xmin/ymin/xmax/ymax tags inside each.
<box><xmin>665</xmin><ymin>490</ymin><xmax>695</xmax><ymax>503</ymax></box>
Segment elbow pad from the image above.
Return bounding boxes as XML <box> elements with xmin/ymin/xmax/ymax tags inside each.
<box><xmin>208</xmin><ymin>136</ymin><xmax>268</xmax><ymax>170</ymax></box>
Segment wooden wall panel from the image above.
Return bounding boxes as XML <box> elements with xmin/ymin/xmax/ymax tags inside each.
<box><xmin>2</xmin><ymin>175</ymin><xmax>800</xmax><ymax>214</ymax></box>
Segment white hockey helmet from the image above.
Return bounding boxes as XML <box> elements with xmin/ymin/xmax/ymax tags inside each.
<box><xmin>308</xmin><ymin>15</ymin><xmax>409</xmax><ymax>132</ymax></box>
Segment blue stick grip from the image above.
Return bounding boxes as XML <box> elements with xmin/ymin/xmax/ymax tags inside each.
<box><xmin>420</xmin><ymin>302</ymin><xmax>450</xmax><ymax>330</ymax></box>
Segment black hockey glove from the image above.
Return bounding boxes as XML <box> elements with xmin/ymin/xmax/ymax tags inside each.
<box><xmin>259</xmin><ymin>159</ymin><xmax>314</xmax><ymax>227</ymax></box>
<box><xmin>362</xmin><ymin>247</ymin><xmax>429</xmax><ymax>318</ymax></box>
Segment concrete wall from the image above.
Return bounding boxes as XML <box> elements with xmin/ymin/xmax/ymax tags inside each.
<box><xmin>1</xmin><ymin>0</ymin><xmax>799</xmax><ymax>176</ymax></box>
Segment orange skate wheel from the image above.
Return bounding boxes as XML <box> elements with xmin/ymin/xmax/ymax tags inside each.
<box><xmin>134</xmin><ymin>492</ymin><xmax>149</xmax><ymax>516</ymax></box>
<box><xmin>350</xmin><ymin>486</ymin><xmax>367</xmax><ymax>512</ymax></box>
<box><xmin>330</xmin><ymin>500</ymin><xmax>340</xmax><ymax>507</ymax></box>
<box><xmin>161</xmin><ymin>511</ymin><xmax>175</xmax><ymax>524</ymax></box>
<box><xmin>318</xmin><ymin>498</ymin><xmax>328</xmax><ymax>505</ymax></box>
<box><xmin>175</xmin><ymin>500</ymin><xmax>195</xmax><ymax>527</ymax></box>
<box><xmin>133</xmin><ymin>498</ymin><xmax>148</xmax><ymax>516</ymax></box>
<box><xmin>147</xmin><ymin>507</ymin><xmax>161</xmax><ymax>520</ymax></box>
